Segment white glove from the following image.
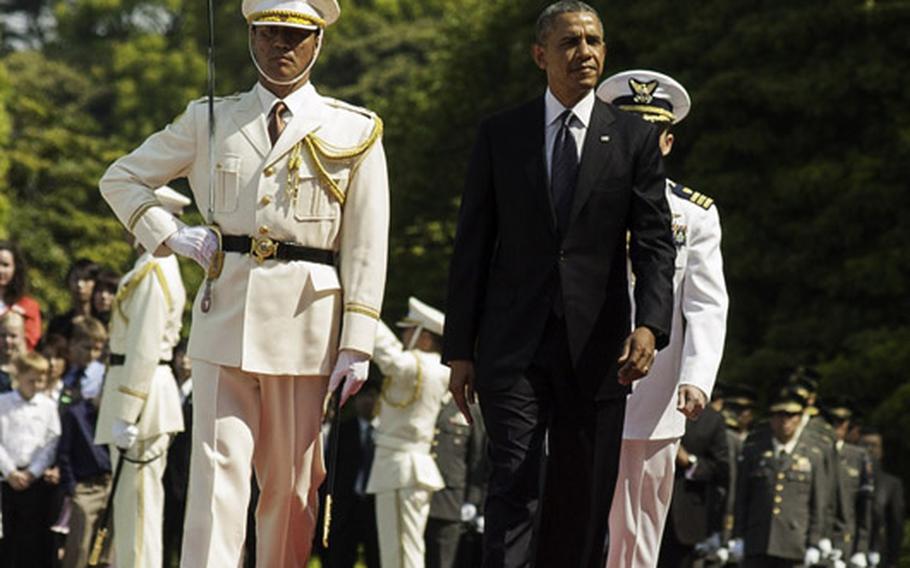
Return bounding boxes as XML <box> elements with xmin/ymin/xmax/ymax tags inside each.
<box><xmin>715</xmin><ymin>547</ymin><xmax>729</xmax><ymax>564</ymax></box>
<box><xmin>831</xmin><ymin>548</ymin><xmax>844</xmax><ymax>561</ymax></box>
<box><xmin>328</xmin><ymin>349</ymin><xmax>370</xmax><ymax>406</ymax></box>
<box><xmin>805</xmin><ymin>547</ymin><xmax>821</xmax><ymax>566</ymax></box>
<box><xmin>460</xmin><ymin>503</ymin><xmax>478</xmax><ymax>523</ymax></box>
<box><xmin>819</xmin><ymin>539</ymin><xmax>834</xmax><ymax>557</ymax></box>
<box><xmin>112</xmin><ymin>418</ymin><xmax>139</xmax><ymax>450</ymax></box>
<box><xmin>834</xmin><ymin>560</ymin><xmax>847</xmax><ymax>568</ymax></box>
<box><xmin>850</xmin><ymin>553</ymin><xmax>869</xmax><ymax>568</ymax></box>
<box><xmin>474</xmin><ymin>515</ymin><xmax>484</xmax><ymax>534</ymax></box>
<box><xmin>867</xmin><ymin>552</ymin><xmax>881</xmax><ymax>566</ymax></box>
<box><xmin>165</xmin><ymin>226</ymin><xmax>217</xmax><ymax>269</ymax></box>
<box><xmin>729</xmin><ymin>539</ymin><xmax>744</xmax><ymax>562</ymax></box>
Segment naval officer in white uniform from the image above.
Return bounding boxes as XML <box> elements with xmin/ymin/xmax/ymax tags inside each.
<box><xmin>597</xmin><ymin>70</ymin><xmax>729</xmax><ymax>568</ymax></box>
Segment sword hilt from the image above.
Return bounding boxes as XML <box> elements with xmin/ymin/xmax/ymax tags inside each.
<box><xmin>87</xmin><ymin>527</ymin><xmax>108</xmax><ymax>566</ymax></box>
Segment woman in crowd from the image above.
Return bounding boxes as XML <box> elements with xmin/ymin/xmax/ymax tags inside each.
<box><xmin>0</xmin><ymin>241</ymin><xmax>42</xmax><ymax>350</ymax></box>
<box><xmin>46</xmin><ymin>260</ymin><xmax>98</xmax><ymax>340</ymax></box>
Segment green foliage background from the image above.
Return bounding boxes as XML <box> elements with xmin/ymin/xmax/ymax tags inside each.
<box><xmin>2</xmin><ymin>0</ymin><xmax>910</xmax><ymax>559</ymax></box>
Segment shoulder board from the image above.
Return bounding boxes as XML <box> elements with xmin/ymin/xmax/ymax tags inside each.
<box><xmin>113</xmin><ymin>261</ymin><xmax>173</xmax><ymax>322</ymax></box>
<box><xmin>324</xmin><ymin>97</ymin><xmax>379</xmax><ymax>120</ymax></box>
<box><xmin>670</xmin><ymin>182</ymin><xmax>715</xmax><ymax>210</ymax></box>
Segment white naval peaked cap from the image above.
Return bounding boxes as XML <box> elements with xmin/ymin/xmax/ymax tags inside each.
<box><xmin>396</xmin><ymin>297</ymin><xmax>445</xmax><ymax>337</ymax></box>
<box><xmin>597</xmin><ymin>69</ymin><xmax>691</xmax><ymax>125</ymax></box>
<box><xmin>154</xmin><ymin>186</ymin><xmax>192</xmax><ymax>216</ymax></box>
<box><xmin>242</xmin><ymin>0</ymin><xmax>340</xmax><ymax>30</ymax></box>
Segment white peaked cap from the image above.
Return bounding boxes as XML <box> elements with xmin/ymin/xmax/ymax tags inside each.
<box><xmin>154</xmin><ymin>186</ymin><xmax>192</xmax><ymax>216</ymax></box>
<box><xmin>242</xmin><ymin>0</ymin><xmax>340</xmax><ymax>29</ymax></box>
<box><xmin>597</xmin><ymin>69</ymin><xmax>691</xmax><ymax>125</ymax></box>
<box><xmin>396</xmin><ymin>297</ymin><xmax>445</xmax><ymax>337</ymax></box>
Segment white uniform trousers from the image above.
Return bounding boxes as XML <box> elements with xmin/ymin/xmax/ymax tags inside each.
<box><xmin>180</xmin><ymin>361</ymin><xmax>328</xmax><ymax>568</ymax></box>
<box><xmin>111</xmin><ymin>434</ymin><xmax>171</xmax><ymax>568</ymax></box>
<box><xmin>375</xmin><ymin>487</ymin><xmax>431</xmax><ymax>568</ymax></box>
<box><xmin>606</xmin><ymin>438</ymin><xmax>679</xmax><ymax>568</ymax></box>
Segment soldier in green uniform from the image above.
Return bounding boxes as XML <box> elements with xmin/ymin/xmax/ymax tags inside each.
<box><xmin>731</xmin><ymin>389</ymin><xmax>825</xmax><ymax>568</ymax></box>
<box><xmin>825</xmin><ymin>399</ymin><xmax>873</xmax><ymax>567</ymax></box>
<box><xmin>425</xmin><ymin>396</ymin><xmax>487</xmax><ymax>568</ymax></box>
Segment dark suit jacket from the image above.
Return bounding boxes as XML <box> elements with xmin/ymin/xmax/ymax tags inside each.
<box><xmin>443</xmin><ymin>95</ymin><xmax>675</xmax><ymax>399</ymax></box>
<box><xmin>870</xmin><ymin>465</ymin><xmax>904</xmax><ymax>568</ymax></box>
<box><xmin>667</xmin><ymin>406</ymin><xmax>730</xmax><ymax>545</ymax></box>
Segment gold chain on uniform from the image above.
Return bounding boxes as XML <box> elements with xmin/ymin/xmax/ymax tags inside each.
<box><xmin>283</xmin><ymin>116</ymin><xmax>384</xmax><ymax>208</ymax></box>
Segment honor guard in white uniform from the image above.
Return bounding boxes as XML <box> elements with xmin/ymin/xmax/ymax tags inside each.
<box><xmin>98</xmin><ymin>1</ymin><xmax>390</xmax><ymax>565</ymax></box>
<box><xmin>95</xmin><ymin>186</ymin><xmax>189</xmax><ymax>568</ymax></box>
<box><xmin>597</xmin><ymin>70</ymin><xmax>729</xmax><ymax>568</ymax></box>
<box><xmin>366</xmin><ymin>297</ymin><xmax>450</xmax><ymax>568</ymax></box>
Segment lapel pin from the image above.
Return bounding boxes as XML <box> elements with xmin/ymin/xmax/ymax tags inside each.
<box><xmin>600</xmin><ymin>135</ymin><xmax>611</xmax><ymax>143</ymax></box>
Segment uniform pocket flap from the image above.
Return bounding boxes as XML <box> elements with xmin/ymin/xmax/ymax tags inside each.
<box><xmin>308</xmin><ymin>264</ymin><xmax>341</xmax><ymax>292</ymax></box>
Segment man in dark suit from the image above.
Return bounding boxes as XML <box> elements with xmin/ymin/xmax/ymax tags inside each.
<box><xmin>442</xmin><ymin>2</ymin><xmax>675</xmax><ymax>566</ymax></box>
<box><xmin>862</xmin><ymin>427</ymin><xmax>904</xmax><ymax>568</ymax></box>
<box><xmin>659</xmin><ymin>406</ymin><xmax>730</xmax><ymax>567</ymax></box>
<box><xmin>320</xmin><ymin>385</ymin><xmax>380</xmax><ymax>568</ymax></box>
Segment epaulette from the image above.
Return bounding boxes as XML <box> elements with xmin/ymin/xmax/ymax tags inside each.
<box><xmin>113</xmin><ymin>261</ymin><xmax>173</xmax><ymax>322</ymax></box>
<box><xmin>323</xmin><ymin>97</ymin><xmax>379</xmax><ymax>120</ymax></box>
<box><xmin>670</xmin><ymin>181</ymin><xmax>715</xmax><ymax>210</ymax></box>
<box><xmin>190</xmin><ymin>93</ymin><xmax>244</xmax><ymax>105</ymax></box>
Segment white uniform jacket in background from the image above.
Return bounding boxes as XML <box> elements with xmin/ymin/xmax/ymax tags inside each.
<box><xmin>99</xmin><ymin>83</ymin><xmax>389</xmax><ymax>376</ymax></box>
<box><xmin>623</xmin><ymin>180</ymin><xmax>728</xmax><ymax>441</ymax></box>
<box><xmin>96</xmin><ymin>253</ymin><xmax>186</xmax><ymax>443</ymax></box>
<box><xmin>366</xmin><ymin>321</ymin><xmax>449</xmax><ymax>494</ymax></box>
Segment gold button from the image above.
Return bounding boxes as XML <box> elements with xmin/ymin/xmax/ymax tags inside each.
<box><xmin>258</xmin><ymin>225</ymin><xmax>269</xmax><ymax>235</ymax></box>
<box><xmin>431</xmin><ymin>452</ymin><xmax>438</xmax><ymax>459</ymax></box>
<box><xmin>432</xmin><ymin>440</ymin><xmax>439</xmax><ymax>447</ymax></box>
<box><xmin>777</xmin><ymin>473</ymin><xmax>785</xmax><ymax>480</ymax></box>
<box><xmin>264</xmin><ymin>166</ymin><xmax>275</xmax><ymax>177</ymax></box>
<box><xmin>773</xmin><ymin>507</ymin><xmax>781</xmax><ymax>515</ymax></box>
<box><xmin>774</xmin><ymin>496</ymin><xmax>783</xmax><ymax>504</ymax></box>
<box><xmin>259</xmin><ymin>195</ymin><xmax>272</xmax><ymax>207</ymax></box>
<box><xmin>776</xmin><ymin>484</ymin><xmax>784</xmax><ymax>491</ymax></box>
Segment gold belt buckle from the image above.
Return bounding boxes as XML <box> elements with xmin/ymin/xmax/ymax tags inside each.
<box><xmin>251</xmin><ymin>236</ymin><xmax>278</xmax><ymax>264</ymax></box>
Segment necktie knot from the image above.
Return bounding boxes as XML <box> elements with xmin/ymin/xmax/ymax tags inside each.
<box><xmin>561</xmin><ymin>109</ymin><xmax>577</xmax><ymax>129</ymax></box>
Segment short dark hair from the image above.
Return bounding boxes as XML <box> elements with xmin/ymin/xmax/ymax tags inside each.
<box><xmin>535</xmin><ymin>1</ymin><xmax>601</xmax><ymax>44</ymax></box>
<box><xmin>93</xmin><ymin>269</ymin><xmax>121</xmax><ymax>294</ymax></box>
<box><xmin>66</xmin><ymin>259</ymin><xmax>99</xmax><ymax>286</ymax></box>
<box><xmin>0</xmin><ymin>241</ymin><xmax>29</xmax><ymax>305</ymax></box>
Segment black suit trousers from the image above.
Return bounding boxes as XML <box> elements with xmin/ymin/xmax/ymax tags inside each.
<box><xmin>478</xmin><ymin>314</ymin><xmax>625</xmax><ymax>568</ymax></box>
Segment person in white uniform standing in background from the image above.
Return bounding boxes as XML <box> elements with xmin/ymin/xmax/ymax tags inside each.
<box><xmin>95</xmin><ymin>186</ymin><xmax>189</xmax><ymax>568</ymax></box>
<box><xmin>597</xmin><ymin>70</ymin><xmax>729</xmax><ymax>568</ymax></box>
<box><xmin>367</xmin><ymin>297</ymin><xmax>450</xmax><ymax>568</ymax></box>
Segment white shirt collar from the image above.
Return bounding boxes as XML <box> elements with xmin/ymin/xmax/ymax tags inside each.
<box><xmin>255</xmin><ymin>81</ymin><xmax>318</xmax><ymax>119</ymax></box>
<box><xmin>544</xmin><ymin>88</ymin><xmax>596</xmax><ymax>129</ymax></box>
<box><xmin>772</xmin><ymin>435</ymin><xmax>799</xmax><ymax>456</ymax></box>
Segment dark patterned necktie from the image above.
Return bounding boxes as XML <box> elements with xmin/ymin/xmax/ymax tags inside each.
<box><xmin>550</xmin><ymin>110</ymin><xmax>580</xmax><ymax>232</ymax></box>
<box><xmin>268</xmin><ymin>101</ymin><xmax>287</xmax><ymax>146</ymax></box>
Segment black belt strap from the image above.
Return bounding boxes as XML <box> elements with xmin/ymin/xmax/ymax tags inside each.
<box><xmin>221</xmin><ymin>235</ymin><xmax>336</xmax><ymax>265</ymax></box>
<box><xmin>109</xmin><ymin>354</ymin><xmax>170</xmax><ymax>367</ymax></box>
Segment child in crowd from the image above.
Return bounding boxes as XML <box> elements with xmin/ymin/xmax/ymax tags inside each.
<box><xmin>0</xmin><ymin>311</ymin><xmax>27</xmax><ymax>393</ymax></box>
<box><xmin>57</xmin><ymin>367</ymin><xmax>112</xmax><ymax>568</ymax></box>
<box><xmin>60</xmin><ymin>317</ymin><xmax>108</xmax><ymax>404</ymax></box>
<box><xmin>0</xmin><ymin>352</ymin><xmax>62</xmax><ymax>567</ymax></box>
<box><xmin>39</xmin><ymin>335</ymin><xmax>70</xmax><ymax>404</ymax></box>
<box><xmin>0</xmin><ymin>241</ymin><xmax>43</xmax><ymax>350</ymax></box>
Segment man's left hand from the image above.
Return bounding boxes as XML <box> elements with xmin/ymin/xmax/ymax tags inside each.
<box><xmin>329</xmin><ymin>349</ymin><xmax>370</xmax><ymax>406</ymax></box>
<box><xmin>617</xmin><ymin>326</ymin><xmax>656</xmax><ymax>385</ymax></box>
<box><xmin>677</xmin><ymin>385</ymin><xmax>708</xmax><ymax>420</ymax></box>
<box><xmin>43</xmin><ymin>466</ymin><xmax>60</xmax><ymax>485</ymax></box>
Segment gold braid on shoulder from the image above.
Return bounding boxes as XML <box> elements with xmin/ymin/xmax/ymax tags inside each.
<box><xmin>283</xmin><ymin>115</ymin><xmax>383</xmax><ymax>208</ymax></box>
<box><xmin>380</xmin><ymin>352</ymin><xmax>423</xmax><ymax>409</ymax></box>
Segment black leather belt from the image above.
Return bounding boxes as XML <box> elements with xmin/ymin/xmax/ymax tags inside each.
<box><xmin>222</xmin><ymin>235</ymin><xmax>336</xmax><ymax>265</ymax></box>
<box><xmin>110</xmin><ymin>354</ymin><xmax>171</xmax><ymax>366</ymax></box>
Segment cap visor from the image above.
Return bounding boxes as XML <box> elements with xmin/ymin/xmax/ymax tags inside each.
<box><xmin>251</xmin><ymin>21</ymin><xmax>319</xmax><ymax>30</ymax></box>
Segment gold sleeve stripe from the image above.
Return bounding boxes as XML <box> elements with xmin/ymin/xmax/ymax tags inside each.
<box><xmin>127</xmin><ymin>200</ymin><xmax>161</xmax><ymax>232</ymax></box>
<box><xmin>118</xmin><ymin>386</ymin><xmax>148</xmax><ymax>400</ymax></box>
<box><xmin>345</xmin><ymin>303</ymin><xmax>380</xmax><ymax>320</ymax></box>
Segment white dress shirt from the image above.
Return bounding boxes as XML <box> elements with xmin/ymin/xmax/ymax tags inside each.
<box><xmin>0</xmin><ymin>390</ymin><xmax>61</xmax><ymax>478</ymax></box>
<box><xmin>544</xmin><ymin>88</ymin><xmax>595</xmax><ymax>180</ymax></box>
<box><xmin>772</xmin><ymin>435</ymin><xmax>799</xmax><ymax>458</ymax></box>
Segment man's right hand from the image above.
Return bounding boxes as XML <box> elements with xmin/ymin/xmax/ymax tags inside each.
<box><xmin>165</xmin><ymin>226</ymin><xmax>218</xmax><ymax>269</ymax></box>
<box><xmin>448</xmin><ymin>360</ymin><xmax>476</xmax><ymax>425</ymax></box>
